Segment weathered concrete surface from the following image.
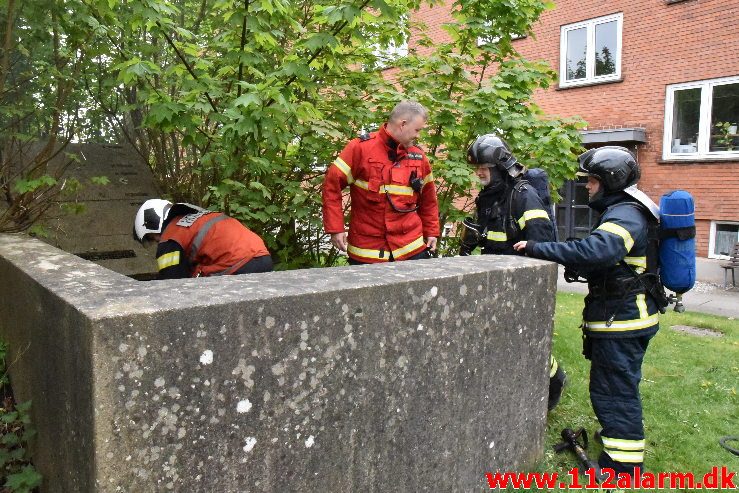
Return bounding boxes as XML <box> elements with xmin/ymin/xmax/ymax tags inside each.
<box><xmin>34</xmin><ymin>142</ymin><xmax>160</xmax><ymax>276</ymax></box>
<box><xmin>0</xmin><ymin>234</ymin><xmax>557</xmax><ymax>492</ymax></box>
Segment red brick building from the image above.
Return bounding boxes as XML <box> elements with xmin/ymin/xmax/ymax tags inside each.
<box><xmin>412</xmin><ymin>0</ymin><xmax>739</xmax><ymax>261</ymax></box>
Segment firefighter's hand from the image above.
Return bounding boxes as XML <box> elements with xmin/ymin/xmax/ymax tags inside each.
<box><xmin>331</xmin><ymin>232</ymin><xmax>348</xmax><ymax>252</ymax></box>
<box><xmin>425</xmin><ymin>237</ymin><xmax>438</xmax><ymax>251</ymax></box>
<box><xmin>513</xmin><ymin>241</ymin><xmax>527</xmax><ymax>252</ymax></box>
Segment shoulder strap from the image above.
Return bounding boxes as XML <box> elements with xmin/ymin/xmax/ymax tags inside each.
<box><xmin>189</xmin><ymin>213</ymin><xmax>228</xmax><ymax>263</ymax></box>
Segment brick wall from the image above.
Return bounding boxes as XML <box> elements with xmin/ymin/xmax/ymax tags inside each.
<box><xmin>411</xmin><ymin>0</ymin><xmax>739</xmax><ymax>257</ymax></box>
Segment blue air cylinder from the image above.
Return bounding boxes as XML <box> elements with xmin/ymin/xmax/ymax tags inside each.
<box><xmin>659</xmin><ymin>190</ymin><xmax>696</xmax><ymax>294</ymax></box>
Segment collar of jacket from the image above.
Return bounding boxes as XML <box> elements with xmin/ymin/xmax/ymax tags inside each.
<box><xmin>590</xmin><ymin>191</ymin><xmax>630</xmax><ymax>213</ymax></box>
<box><xmin>379</xmin><ymin>124</ymin><xmax>404</xmax><ymax>162</ymax></box>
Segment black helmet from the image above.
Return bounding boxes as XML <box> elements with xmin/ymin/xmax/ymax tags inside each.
<box><xmin>467</xmin><ymin>134</ymin><xmax>524</xmax><ymax>178</ymax></box>
<box><xmin>577</xmin><ymin>146</ymin><xmax>640</xmax><ymax>193</ymax></box>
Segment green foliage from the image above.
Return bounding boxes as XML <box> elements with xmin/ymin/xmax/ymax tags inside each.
<box><xmin>391</xmin><ymin>1</ymin><xmax>584</xmax><ymax>255</ymax></box>
<box><xmin>714</xmin><ymin>121</ymin><xmax>737</xmax><ymax>151</ymax></box>
<box><xmin>90</xmin><ymin>176</ymin><xmax>111</xmax><ymax>186</ymax></box>
<box><xmin>0</xmin><ymin>0</ymin><xmax>104</xmax><ymax>233</ymax></box>
<box><xmin>0</xmin><ymin>341</ymin><xmax>42</xmax><ymax>493</ymax></box>
<box><xmin>12</xmin><ymin>176</ymin><xmax>57</xmax><ymax>195</ymax></box>
<box><xmin>7</xmin><ymin>0</ymin><xmax>583</xmax><ymax>265</ymax></box>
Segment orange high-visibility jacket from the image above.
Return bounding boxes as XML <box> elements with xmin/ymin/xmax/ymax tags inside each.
<box><xmin>322</xmin><ymin>124</ymin><xmax>440</xmax><ymax>263</ymax></box>
<box><xmin>161</xmin><ymin>212</ymin><xmax>270</xmax><ymax>277</ymax></box>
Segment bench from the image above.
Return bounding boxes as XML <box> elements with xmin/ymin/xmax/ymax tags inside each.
<box><xmin>721</xmin><ymin>241</ymin><xmax>739</xmax><ymax>288</ymax></box>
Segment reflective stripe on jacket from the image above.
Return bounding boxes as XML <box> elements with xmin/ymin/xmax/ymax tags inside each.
<box><xmin>161</xmin><ymin>212</ymin><xmax>270</xmax><ymax>277</ymax></box>
<box><xmin>531</xmin><ymin>194</ymin><xmax>659</xmax><ymax>338</ymax></box>
<box><xmin>322</xmin><ymin>124</ymin><xmax>440</xmax><ymax>263</ymax></box>
<box><xmin>480</xmin><ymin>181</ymin><xmax>555</xmax><ymax>255</ymax></box>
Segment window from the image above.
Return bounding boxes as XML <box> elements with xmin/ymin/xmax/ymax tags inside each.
<box><xmin>559</xmin><ymin>13</ymin><xmax>622</xmax><ymax>87</ymax></box>
<box><xmin>708</xmin><ymin>221</ymin><xmax>739</xmax><ymax>259</ymax></box>
<box><xmin>663</xmin><ymin>76</ymin><xmax>739</xmax><ymax>160</ymax></box>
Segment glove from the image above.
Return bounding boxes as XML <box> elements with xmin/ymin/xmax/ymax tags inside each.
<box><xmin>459</xmin><ymin>217</ymin><xmax>483</xmax><ymax>256</ymax></box>
<box><xmin>563</xmin><ymin>265</ymin><xmax>582</xmax><ymax>283</ymax></box>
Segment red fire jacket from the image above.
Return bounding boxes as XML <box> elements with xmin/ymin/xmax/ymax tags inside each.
<box><xmin>322</xmin><ymin>124</ymin><xmax>440</xmax><ymax>263</ymax></box>
<box><xmin>160</xmin><ymin>212</ymin><xmax>270</xmax><ymax>277</ymax></box>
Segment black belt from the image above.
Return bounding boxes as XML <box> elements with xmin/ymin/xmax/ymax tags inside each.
<box><xmin>588</xmin><ymin>277</ymin><xmax>645</xmax><ymax>299</ymax></box>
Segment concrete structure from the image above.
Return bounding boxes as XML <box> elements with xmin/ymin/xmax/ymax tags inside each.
<box><xmin>412</xmin><ymin>0</ymin><xmax>739</xmax><ymax>258</ymax></box>
<box><xmin>37</xmin><ymin>142</ymin><xmax>160</xmax><ymax>277</ymax></box>
<box><xmin>0</xmin><ymin>234</ymin><xmax>557</xmax><ymax>492</ymax></box>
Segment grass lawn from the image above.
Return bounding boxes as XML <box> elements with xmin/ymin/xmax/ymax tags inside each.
<box><xmin>532</xmin><ymin>291</ymin><xmax>739</xmax><ymax>490</ymax></box>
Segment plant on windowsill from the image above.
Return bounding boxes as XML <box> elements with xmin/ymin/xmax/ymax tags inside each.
<box><xmin>714</xmin><ymin>121</ymin><xmax>737</xmax><ymax>151</ymax></box>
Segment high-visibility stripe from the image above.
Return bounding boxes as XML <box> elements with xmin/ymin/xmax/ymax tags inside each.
<box><xmin>422</xmin><ymin>172</ymin><xmax>434</xmax><ymax>186</ymax></box>
<box><xmin>601</xmin><ymin>437</ymin><xmax>645</xmax><ymax>450</ymax></box>
<box><xmin>157</xmin><ymin>251</ymin><xmax>180</xmax><ymax>270</ymax></box>
<box><xmin>391</xmin><ymin>236</ymin><xmax>425</xmax><ymax>258</ymax></box>
<box><xmin>346</xmin><ymin>236</ymin><xmax>425</xmax><ymax>261</ymax></box>
<box><xmin>624</xmin><ymin>256</ymin><xmax>646</xmax><ymax>273</ymax></box>
<box><xmin>517</xmin><ymin>209</ymin><xmax>550</xmax><ymax>230</ymax></box>
<box><xmin>636</xmin><ymin>293</ymin><xmax>648</xmax><ymax>319</ymax></box>
<box><xmin>347</xmin><ymin>244</ymin><xmax>390</xmax><ymax>261</ymax></box>
<box><xmin>597</xmin><ymin>222</ymin><xmax>634</xmax><ymax>251</ymax></box>
<box><xmin>549</xmin><ymin>355</ymin><xmax>558</xmax><ymax>377</ymax></box>
<box><xmin>487</xmin><ymin>230</ymin><xmax>507</xmax><ymax>242</ymax></box>
<box><xmin>604</xmin><ymin>449</ymin><xmax>645</xmax><ymax>463</ymax></box>
<box><xmin>584</xmin><ymin>313</ymin><xmax>659</xmax><ymax>332</ymax></box>
<box><xmin>351</xmin><ymin>180</ymin><xmax>415</xmax><ymax>196</ymax></box>
<box><xmin>602</xmin><ymin>436</ymin><xmax>645</xmax><ymax>463</ymax></box>
<box><xmin>380</xmin><ymin>184</ymin><xmax>414</xmax><ymax>196</ymax></box>
<box><xmin>189</xmin><ymin>214</ymin><xmax>228</xmax><ymax>263</ymax></box>
<box><xmin>333</xmin><ymin>158</ymin><xmax>354</xmax><ymax>184</ymax></box>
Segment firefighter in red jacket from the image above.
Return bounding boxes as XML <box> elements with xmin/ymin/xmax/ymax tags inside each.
<box><xmin>322</xmin><ymin>101</ymin><xmax>440</xmax><ymax>264</ymax></box>
<box><xmin>133</xmin><ymin>199</ymin><xmax>272</xmax><ymax>279</ymax></box>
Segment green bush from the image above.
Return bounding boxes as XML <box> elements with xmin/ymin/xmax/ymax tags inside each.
<box><xmin>0</xmin><ymin>341</ymin><xmax>42</xmax><ymax>493</ymax></box>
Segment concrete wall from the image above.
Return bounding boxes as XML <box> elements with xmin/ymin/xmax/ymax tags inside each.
<box><xmin>36</xmin><ymin>142</ymin><xmax>161</xmax><ymax>277</ymax></box>
<box><xmin>0</xmin><ymin>234</ymin><xmax>557</xmax><ymax>492</ymax></box>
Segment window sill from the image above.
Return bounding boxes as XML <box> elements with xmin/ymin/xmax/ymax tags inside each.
<box><xmin>658</xmin><ymin>157</ymin><xmax>739</xmax><ymax>164</ymax></box>
<box><xmin>557</xmin><ymin>77</ymin><xmax>624</xmax><ymax>90</ymax></box>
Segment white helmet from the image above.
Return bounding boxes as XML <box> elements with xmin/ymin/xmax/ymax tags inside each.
<box><xmin>133</xmin><ymin>199</ymin><xmax>173</xmax><ymax>242</ymax></box>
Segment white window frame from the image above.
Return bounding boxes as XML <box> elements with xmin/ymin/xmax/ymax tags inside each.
<box><xmin>708</xmin><ymin>220</ymin><xmax>739</xmax><ymax>260</ymax></box>
<box><xmin>559</xmin><ymin>13</ymin><xmax>623</xmax><ymax>88</ymax></box>
<box><xmin>663</xmin><ymin>75</ymin><xmax>739</xmax><ymax>161</ymax></box>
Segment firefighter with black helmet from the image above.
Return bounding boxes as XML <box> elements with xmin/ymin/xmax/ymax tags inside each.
<box><xmin>463</xmin><ymin>134</ymin><xmax>567</xmax><ymax>412</ymax></box>
<box><xmin>133</xmin><ymin>199</ymin><xmax>273</xmax><ymax>279</ymax></box>
<box><xmin>514</xmin><ymin>146</ymin><xmax>660</xmax><ymax>479</ymax></box>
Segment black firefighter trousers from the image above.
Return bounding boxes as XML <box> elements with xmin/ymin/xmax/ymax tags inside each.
<box><xmin>585</xmin><ymin>333</ymin><xmax>654</xmax><ymax>477</ymax></box>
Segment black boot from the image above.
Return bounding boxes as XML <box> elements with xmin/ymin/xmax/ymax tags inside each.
<box><xmin>548</xmin><ymin>366</ymin><xmax>567</xmax><ymax>412</ymax></box>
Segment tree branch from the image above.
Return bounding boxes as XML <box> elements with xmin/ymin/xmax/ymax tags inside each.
<box><xmin>236</xmin><ymin>0</ymin><xmax>250</xmax><ymax>98</ymax></box>
<box><xmin>265</xmin><ymin>0</ymin><xmax>372</xmax><ymax>107</ymax></box>
<box><xmin>0</xmin><ymin>0</ymin><xmax>15</xmax><ymax>96</ymax></box>
<box><xmin>156</xmin><ymin>21</ymin><xmax>218</xmax><ymax>113</ymax></box>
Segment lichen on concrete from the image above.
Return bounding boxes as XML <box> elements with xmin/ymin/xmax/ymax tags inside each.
<box><xmin>0</xmin><ymin>234</ymin><xmax>557</xmax><ymax>492</ymax></box>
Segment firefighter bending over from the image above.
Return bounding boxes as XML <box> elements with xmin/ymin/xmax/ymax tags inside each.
<box><xmin>133</xmin><ymin>199</ymin><xmax>272</xmax><ymax>279</ymax></box>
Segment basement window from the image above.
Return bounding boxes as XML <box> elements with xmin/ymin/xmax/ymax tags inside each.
<box><xmin>709</xmin><ymin>221</ymin><xmax>739</xmax><ymax>259</ymax></box>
